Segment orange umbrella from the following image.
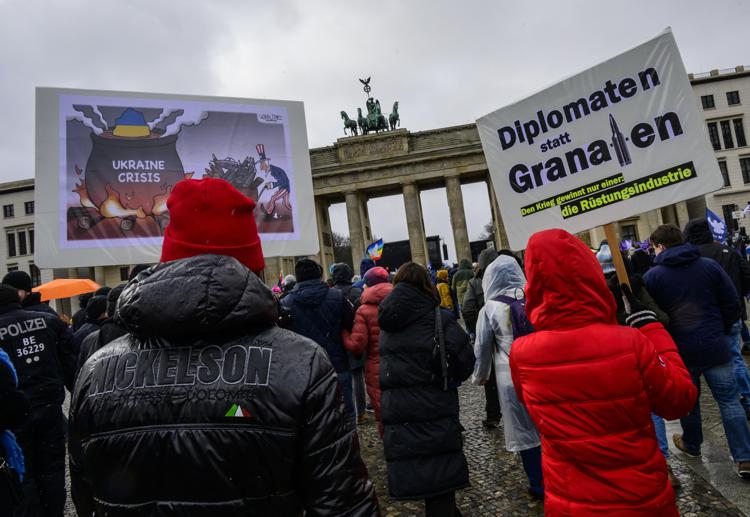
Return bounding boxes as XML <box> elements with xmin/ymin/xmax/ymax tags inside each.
<box><xmin>32</xmin><ymin>279</ymin><xmax>100</xmax><ymax>302</ymax></box>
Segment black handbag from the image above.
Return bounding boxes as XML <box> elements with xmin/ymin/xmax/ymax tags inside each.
<box><xmin>0</xmin><ymin>456</ymin><xmax>24</xmax><ymax>509</ymax></box>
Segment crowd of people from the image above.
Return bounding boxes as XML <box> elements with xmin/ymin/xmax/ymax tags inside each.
<box><xmin>1</xmin><ymin>176</ymin><xmax>750</xmax><ymax>516</ymax></box>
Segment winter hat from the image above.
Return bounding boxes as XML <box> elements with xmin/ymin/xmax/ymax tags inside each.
<box><xmin>2</xmin><ymin>271</ymin><xmax>32</xmax><ymax>293</ymax></box>
<box><xmin>160</xmin><ymin>178</ymin><xmax>265</xmax><ymax>274</ymax></box>
<box><xmin>331</xmin><ymin>263</ymin><xmax>354</xmax><ymax>284</ymax></box>
<box><xmin>85</xmin><ymin>296</ymin><xmax>108</xmax><ymax>322</ymax></box>
<box><xmin>283</xmin><ymin>274</ymin><xmax>296</xmax><ymax>286</ymax></box>
<box><xmin>106</xmin><ymin>284</ymin><xmax>126</xmax><ymax>318</ymax></box>
<box><xmin>477</xmin><ymin>248</ymin><xmax>499</xmax><ymax>273</ymax></box>
<box><xmin>295</xmin><ymin>259</ymin><xmax>323</xmax><ymax>282</ymax></box>
<box><xmin>95</xmin><ymin>286</ymin><xmax>112</xmax><ymax>297</ymax></box>
<box><xmin>364</xmin><ymin>267</ymin><xmax>389</xmax><ymax>287</ymax></box>
<box><xmin>596</xmin><ymin>244</ymin><xmax>616</xmax><ymax>274</ymax></box>
<box><xmin>437</xmin><ymin>269</ymin><xmax>449</xmax><ymax>281</ymax></box>
<box><xmin>78</xmin><ymin>292</ymin><xmax>92</xmax><ymax>308</ymax></box>
<box><xmin>0</xmin><ymin>285</ymin><xmax>20</xmax><ymax>306</ymax></box>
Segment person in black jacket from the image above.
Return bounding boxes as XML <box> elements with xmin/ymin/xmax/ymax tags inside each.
<box><xmin>69</xmin><ymin>178</ymin><xmax>378</xmax><ymax>516</ymax></box>
<box><xmin>71</xmin><ymin>293</ymin><xmax>92</xmax><ymax>332</ymax></box>
<box><xmin>461</xmin><ymin>248</ymin><xmax>502</xmax><ymax>429</ymax></box>
<box><xmin>281</xmin><ymin>259</ymin><xmax>357</xmax><ymax>423</ymax></box>
<box><xmin>645</xmin><ymin>224</ymin><xmax>750</xmax><ymax>478</ymax></box>
<box><xmin>0</xmin><ymin>284</ymin><xmax>75</xmax><ymax>517</ymax></box>
<box><xmin>685</xmin><ymin>218</ymin><xmax>750</xmax><ymax>415</ymax></box>
<box><xmin>76</xmin><ymin>284</ymin><xmax>128</xmax><ymax>375</ymax></box>
<box><xmin>331</xmin><ymin>262</ymin><xmax>368</xmax><ymax>424</ymax></box>
<box><xmin>379</xmin><ymin>262</ymin><xmax>475</xmax><ymax>516</ymax></box>
<box><xmin>71</xmin><ymin>295</ymin><xmax>106</xmax><ymax>356</ymax></box>
<box><xmin>2</xmin><ymin>270</ymin><xmax>58</xmax><ymax>317</ymax></box>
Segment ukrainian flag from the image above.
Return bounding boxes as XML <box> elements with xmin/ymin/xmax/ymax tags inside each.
<box><xmin>113</xmin><ymin>108</ymin><xmax>150</xmax><ymax>138</ymax></box>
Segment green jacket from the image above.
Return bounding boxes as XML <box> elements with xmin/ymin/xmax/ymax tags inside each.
<box><xmin>452</xmin><ymin>259</ymin><xmax>474</xmax><ymax>308</ymax></box>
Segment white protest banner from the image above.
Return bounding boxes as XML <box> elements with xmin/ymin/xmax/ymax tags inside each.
<box><xmin>35</xmin><ymin>88</ymin><xmax>317</xmax><ymax>268</ymax></box>
<box><xmin>477</xmin><ymin>28</ymin><xmax>722</xmax><ymax>250</ymax></box>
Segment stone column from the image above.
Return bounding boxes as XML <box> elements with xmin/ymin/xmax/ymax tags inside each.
<box><xmin>486</xmin><ymin>176</ymin><xmax>508</xmax><ymax>249</ymax></box>
<box><xmin>94</xmin><ymin>266</ymin><xmax>105</xmax><ymax>286</ymax></box>
<box><xmin>262</xmin><ymin>258</ymin><xmax>282</xmax><ymax>287</ymax></box>
<box><xmin>660</xmin><ymin>206</ymin><xmax>678</xmax><ymax>226</ymax></box>
<box><xmin>402</xmin><ymin>182</ymin><xmax>428</xmax><ymax>265</ymax></box>
<box><xmin>315</xmin><ymin>198</ymin><xmax>335</xmax><ymax>273</ymax></box>
<box><xmin>589</xmin><ymin>226</ymin><xmax>606</xmax><ymax>248</ymax></box>
<box><xmin>445</xmin><ymin>175</ymin><xmax>471</xmax><ymax>263</ymax></box>
<box><xmin>358</xmin><ymin>194</ymin><xmax>372</xmax><ymax>245</ymax></box>
<box><xmin>675</xmin><ymin>201</ymin><xmax>690</xmax><ymax>229</ymax></box>
<box><xmin>345</xmin><ymin>191</ymin><xmax>366</xmax><ymax>268</ymax></box>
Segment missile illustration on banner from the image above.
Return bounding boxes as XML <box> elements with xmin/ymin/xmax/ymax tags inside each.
<box><xmin>609</xmin><ymin>114</ymin><xmax>632</xmax><ymax>167</ymax></box>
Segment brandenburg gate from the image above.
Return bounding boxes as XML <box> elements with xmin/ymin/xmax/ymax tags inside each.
<box><xmin>264</xmin><ymin>124</ymin><xmax>510</xmax><ymax>281</ymax></box>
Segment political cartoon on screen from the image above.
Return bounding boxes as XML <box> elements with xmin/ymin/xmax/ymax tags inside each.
<box><xmin>61</xmin><ymin>96</ymin><xmax>296</xmax><ymax>246</ymax></box>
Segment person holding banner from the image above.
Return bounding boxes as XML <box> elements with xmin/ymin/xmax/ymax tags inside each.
<box><xmin>644</xmin><ymin>224</ymin><xmax>750</xmax><ymax>478</ymax></box>
<box><xmin>510</xmin><ymin>229</ymin><xmax>697</xmax><ymax>515</ymax></box>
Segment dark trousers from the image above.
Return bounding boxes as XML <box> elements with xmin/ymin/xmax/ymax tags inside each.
<box><xmin>15</xmin><ymin>406</ymin><xmax>66</xmax><ymax>517</ymax></box>
<box><xmin>425</xmin><ymin>491</ymin><xmax>462</xmax><ymax>517</ymax></box>
<box><xmin>519</xmin><ymin>446</ymin><xmax>544</xmax><ymax>496</ymax></box>
<box><xmin>484</xmin><ymin>363</ymin><xmax>501</xmax><ymax>421</ymax></box>
<box><xmin>352</xmin><ymin>367</ymin><xmax>367</xmax><ymax>416</ymax></box>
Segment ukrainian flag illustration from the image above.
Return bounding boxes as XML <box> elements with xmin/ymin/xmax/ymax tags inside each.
<box><xmin>112</xmin><ymin>108</ymin><xmax>151</xmax><ymax>138</ymax></box>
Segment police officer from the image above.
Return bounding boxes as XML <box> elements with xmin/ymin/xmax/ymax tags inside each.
<box><xmin>2</xmin><ymin>271</ymin><xmax>58</xmax><ymax>317</ymax></box>
<box><xmin>0</xmin><ymin>284</ymin><xmax>75</xmax><ymax>516</ymax></box>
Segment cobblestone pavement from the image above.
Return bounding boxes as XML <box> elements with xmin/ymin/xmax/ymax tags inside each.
<box><xmin>357</xmin><ymin>383</ymin><xmax>744</xmax><ymax>516</ymax></box>
<box><xmin>62</xmin><ymin>384</ymin><xmax>743</xmax><ymax>516</ymax></box>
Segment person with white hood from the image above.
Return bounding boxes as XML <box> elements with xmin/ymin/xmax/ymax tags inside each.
<box><xmin>471</xmin><ymin>255</ymin><xmax>543</xmax><ymax>500</ymax></box>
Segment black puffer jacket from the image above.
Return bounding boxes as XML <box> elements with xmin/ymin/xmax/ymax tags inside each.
<box><xmin>331</xmin><ymin>263</ymin><xmax>362</xmax><ymax>306</ymax></box>
<box><xmin>75</xmin><ymin>318</ymin><xmax>128</xmax><ymax>374</ymax></box>
<box><xmin>69</xmin><ymin>255</ymin><xmax>378</xmax><ymax>516</ymax></box>
<box><xmin>685</xmin><ymin>218</ymin><xmax>750</xmax><ymax>319</ymax></box>
<box><xmin>378</xmin><ymin>282</ymin><xmax>474</xmax><ymax>500</ymax></box>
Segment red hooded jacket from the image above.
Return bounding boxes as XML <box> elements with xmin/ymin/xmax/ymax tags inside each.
<box><xmin>344</xmin><ymin>282</ymin><xmax>393</xmax><ymax>435</ymax></box>
<box><xmin>509</xmin><ymin>229</ymin><xmax>697</xmax><ymax>516</ymax></box>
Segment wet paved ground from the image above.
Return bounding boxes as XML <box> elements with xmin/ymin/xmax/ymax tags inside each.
<box><xmin>62</xmin><ymin>382</ymin><xmax>746</xmax><ymax>516</ymax></box>
<box><xmin>357</xmin><ymin>383</ymin><xmax>746</xmax><ymax>516</ymax></box>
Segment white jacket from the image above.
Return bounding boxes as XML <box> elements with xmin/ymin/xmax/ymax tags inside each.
<box><xmin>471</xmin><ymin>256</ymin><xmax>540</xmax><ymax>453</ymax></box>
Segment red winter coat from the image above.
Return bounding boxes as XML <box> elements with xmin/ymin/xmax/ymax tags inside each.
<box><xmin>344</xmin><ymin>282</ymin><xmax>393</xmax><ymax>435</ymax></box>
<box><xmin>509</xmin><ymin>229</ymin><xmax>697</xmax><ymax>517</ymax></box>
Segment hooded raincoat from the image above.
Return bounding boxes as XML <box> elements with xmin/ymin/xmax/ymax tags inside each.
<box><xmin>472</xmin><ymin>256</ymin><xmax>540</xmax><ymax>453</ymax></box>
<box><xmin>509</xmin><ymin>229</ymin><xmax>697</xmax><ymax>516</ymax></box>
<box><xmin>451</xmin><ymin>260</ymin><xmax>474</xmax><ymax>308</ymax></box>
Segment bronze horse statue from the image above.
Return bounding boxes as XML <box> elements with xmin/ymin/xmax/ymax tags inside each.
<box><xmin>340</xmin><ymin>111</ymin><xmax>358</xmax><ymax>136</ymax></box>
<box><xmin>389</xmin><ymin>101</ymin><xmax>400</xmax><ymax>130</ymax></box>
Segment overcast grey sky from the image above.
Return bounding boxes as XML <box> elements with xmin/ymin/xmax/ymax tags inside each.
<box><xmin>1</xmin><ymin>0</ymin><xmax>748</xmax><ymax>261</ymax></box>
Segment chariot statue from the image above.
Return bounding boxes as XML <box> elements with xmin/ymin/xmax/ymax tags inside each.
<box><xmin>340</xmin><ymin>77</ymin><xmax>400</xmax><ymax>136</ymax></box>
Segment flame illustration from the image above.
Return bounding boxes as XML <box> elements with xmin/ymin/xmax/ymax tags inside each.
<box><xmin>100</xmin><ymin>184</ymin><xmax>146</xmax><ymax>219</ymax></box>
<box><xmin>72</xmin><ymin>166</ymin><xmax>96</xmax><ymax>209</ymax></box>
<box><xmin>152</xmin><ymin>185</ymin><xmax>173</xmax><ymax>216</ymax></box>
